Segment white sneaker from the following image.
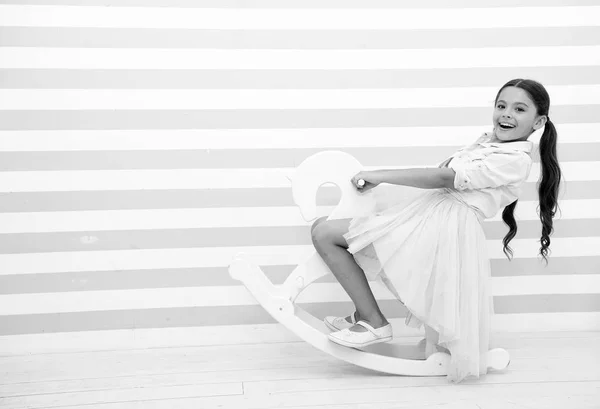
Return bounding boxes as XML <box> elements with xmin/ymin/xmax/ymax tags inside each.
<box><xmin>323</xmin><ymin>311</ymin><xmax>357</xmax><ymax>331</ymax></box>
<box><xmin>328</xmin><ymin>320</ymin><xmax>393</xmax><ymax>348</ymax></box>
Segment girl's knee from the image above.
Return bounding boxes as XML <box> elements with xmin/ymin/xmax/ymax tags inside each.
<box><xmin>311</xmin><ymin>218</ymin><xmax>348</xmax><ymax>249</ymax></box>
<box><xmin>310</xmin><ymin>216</ymin><xmax>328</xmax><ymax>235</ymax></box>
<box><xmin>311</xmin><ymin>218</ymin><xmax>332</xmax><ymax>247</ymax></box>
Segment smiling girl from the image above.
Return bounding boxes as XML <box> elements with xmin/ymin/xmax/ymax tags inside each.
<box><xmin>310</xmin><ymin>79</ymin><xmax>562</xmax><ymax>382</ymax></box>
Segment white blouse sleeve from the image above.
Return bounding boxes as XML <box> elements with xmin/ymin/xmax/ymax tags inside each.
<box><xmin>448</xmin><ymin>151</ymin><xmax>533</xmax><ymax>191</ymax></box>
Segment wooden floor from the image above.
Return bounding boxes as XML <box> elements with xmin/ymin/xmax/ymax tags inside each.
<box><xmin>1</xmin><ymin>330</ymin><xmax>599</xmax><ymax>409</ymax></box>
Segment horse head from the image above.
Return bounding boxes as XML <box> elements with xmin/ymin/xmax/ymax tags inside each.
<box><xmin>289</xmin><ymin>151</ymin><xmax>377</xmax><ymax>222</ymax></box>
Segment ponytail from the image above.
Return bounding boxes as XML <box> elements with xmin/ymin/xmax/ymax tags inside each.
<box><xmin>501</xmin><ymin>119</ymin><xmax>561</xmax><ymax>262</ymax></box>
<box><xmin>537</xmin><ymin>119</ymin><xmax>561</xmax><ymax>262</ymax></box>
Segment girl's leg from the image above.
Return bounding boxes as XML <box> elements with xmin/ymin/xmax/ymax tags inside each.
<box><xmin>311</xmin><ymin>217</ymin><xmax>389</xmax><ymax>332</ymax></box>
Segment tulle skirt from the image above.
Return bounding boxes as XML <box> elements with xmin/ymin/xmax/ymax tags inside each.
<box><xmin>343</xmin><ymin>188</ymin><xmax>493</xmax><ymax>383</ymax></box>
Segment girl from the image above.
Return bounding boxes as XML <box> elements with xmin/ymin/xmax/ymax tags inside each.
<box><xmin>311</xmin><ymin>79</ymin><xmax>561</xmax><ymax>383</ymax></box>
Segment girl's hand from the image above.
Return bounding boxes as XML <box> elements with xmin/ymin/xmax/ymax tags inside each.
<box><xmin>351</xmin><ymin>171</ymin><xmax>381</xmax><ymax>192</ymax></box>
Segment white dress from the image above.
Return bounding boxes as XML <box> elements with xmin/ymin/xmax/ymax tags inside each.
<box><xmin>343</xmin><ymin>133</ymin><xmax>534</xmax><ymax>383</ymax></box>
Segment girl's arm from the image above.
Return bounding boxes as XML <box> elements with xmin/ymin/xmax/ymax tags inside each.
<box><xmin>358</xmin><ymin>168</ymin><xmax>456</xmax><ymax>190</ymax></box>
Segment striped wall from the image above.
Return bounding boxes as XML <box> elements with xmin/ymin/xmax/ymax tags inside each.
<box><xmin>1</xmin><ymin>0</ymin><xmax>599</xmax><ymax>354</ymax></box>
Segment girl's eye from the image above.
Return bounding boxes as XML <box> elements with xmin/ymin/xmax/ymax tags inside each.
<box><xmin>496</xmin><ymin>104</ymin><xmax>505</xmax><ymax>109</ymax></box>
<box><xmin>516</xmin><ymin>107</ymin><xmax>525</xmax><ymax>112</ymax></box>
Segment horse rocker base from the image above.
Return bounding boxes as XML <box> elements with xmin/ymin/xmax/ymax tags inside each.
<box><xmin>228</xmin><ymin>151</ymin><xmax>510</xmax><ymax>377</ymax></box>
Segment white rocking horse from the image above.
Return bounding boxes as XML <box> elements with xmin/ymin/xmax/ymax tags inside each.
<box><xmin>229</xmin><ymin>151</ymin><xmax>510</xmax><ymax>376</ymax></box>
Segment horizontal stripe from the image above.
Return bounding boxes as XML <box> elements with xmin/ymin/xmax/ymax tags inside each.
<box><xmin>494</xmin><ymin>295</ymin><xmax>600</xmax><ymax>314</ymax></box>
<box><xmin>1</xmin><ymin>6</ymin><xmax>598</xmax><ymax>30</ymax></box>
<box><xmin>492</xmin><ymin>276</ymin><xmax>600</xmax><ymax>296</ymax></box>
<box><xmin>0</xmin><ymin>296</ymin><xmax>598</xmax><ymax>336</ymax></box>
<box><xmin>0</xmin><ymin>267</ymin><xmax>255</xmax><ymax>295</ymax></box>
<box><xmin>0</xmin><ymin>162</ymin><xmax>595</xmax><ymax>192</ymax></box>
<box><xmin>1</xmin><ymin>124</ymin><xmax>598</xmax><ymax>151</ymax></box>
<box><xmin>1</xmin><ymin>237</ymin><xmax>599</xmax><ymax>275</ymax></box>
<box><xmin>0</xmin><ymin>200</ymin><xmax>596</xmax><ymax>233</ymax></box>
<box><xmin>1</xmin><ymin>278</ymin><xmax>599</xmax><ymax>315</ymax></box>
<box><xmin>0</xmin><ymin>0</ymin><xmax>597</xmax><ymax>9</ymax></box>
<box><xmin>3</xmin><ymin>257</ymin><xmax>599</xmax><ymax>295</ymax></box>
<box><xmin>0</xmin><ymin>144</ymin><xmax>596</xmax><ymax>171</ymax></box>
<box><xmin>0</xmin><ymin>319</ymin><xmax>398</xmax><ymax>351</ymax></box>
<box><xmin>1</xmin><ymin>181</ymin><xmax>598</xmax><ymax>212</ymax></box>
<box><xmin>2</xmin><ymin>67</ymin><xmax>600</xmax><ymax>90</ymax></box>
<box><xmin>0</xmin><ymin>106</ymin><xmax>596</xmax><ymax>131</ymax></box>
<box><xmin>2</xmin><ymin>47</ymin><xmax>599</xmax><ymax>69</ymax></box>
<box><xmin>0</xmin><ymin>305</ymin><xmax>283</xmax><ymax>336</ymax></box>
<box><xmin>2</xmin><ymin>27</ymin><xmax>600</xmax><ymax>50</ymax></box>
<box><xmin>491</xmin><ymin>256</ymin><xmax>600</xmax><ymax>277</ymax></box>
<box><xmin>1</xmin><ymin>219</ymin><xmax>598</xmax><ymax>254</ymax></box>
<box><xmin>2</xmin><ymin>86</ymin><xmax>597</xmax><ymax>110</ymax></box>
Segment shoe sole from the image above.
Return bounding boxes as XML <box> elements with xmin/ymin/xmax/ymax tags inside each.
<box><xmin>328</xmin><ymin>334</ymin><xmax>393</xmax><ymax>348</ymax></box>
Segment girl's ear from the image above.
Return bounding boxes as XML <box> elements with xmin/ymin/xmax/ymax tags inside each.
<box><xmin>534</xmin><ymin>115</ymin><xmax>548</xmax><ymax>130</ymax></box>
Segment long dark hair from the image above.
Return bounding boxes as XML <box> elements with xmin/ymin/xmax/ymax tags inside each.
<box><xmin>497</xmin><ymin>79</ymin><xmax>562</xmax><ymax>263</ymax></box>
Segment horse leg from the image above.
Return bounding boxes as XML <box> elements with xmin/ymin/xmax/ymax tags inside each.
<box><xmin>281</xmin><ymin>217</ymin><xmax>331</xmax><ymax>301</ymax></box>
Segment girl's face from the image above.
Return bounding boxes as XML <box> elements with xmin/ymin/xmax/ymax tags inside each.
<box><xmin>492</xmin><ymin>86</ymin><xmax>546</xmax><ymax>142</ymax></box>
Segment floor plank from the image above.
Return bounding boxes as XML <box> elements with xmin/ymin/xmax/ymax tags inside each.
<box><xmin>1</xmin><ymin>382</ymin><xmax>243</xmax><ymax>409</ymax></box>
